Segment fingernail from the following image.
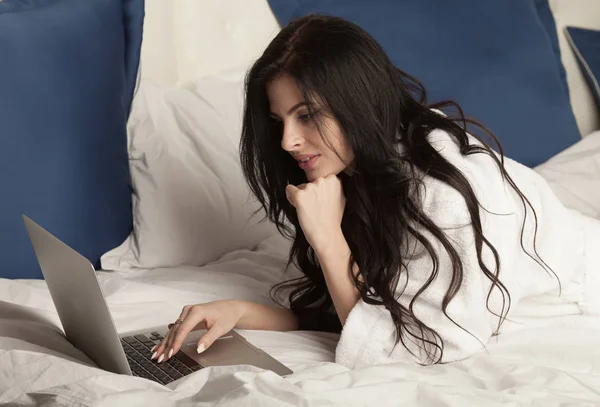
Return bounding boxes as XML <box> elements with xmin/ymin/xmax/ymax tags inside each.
<box><xmin>197</xmin><ymin>343</ymin><xmax>205</xmax><ymax>354</ymax></box>
<box><xmin>151</xmin><ymin>345</ymin><xmax>157</xmax><ymax>352</ymax></box>
<box><xmin>151</xmin><ymin>351</ymin><xmax>157</xmax><ymax>360</ymax></box>
<box><xmin>168</xmin><ymin>348</ymin><xmax>173</xmax><ymax>359</ymax></box>
<box><xmin>158</xmin><ymin>354</ymin><xmax>164</xmax><ymax>363</ymax></box>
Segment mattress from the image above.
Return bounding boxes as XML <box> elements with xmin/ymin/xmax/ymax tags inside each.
<box><xmin>2</xmin><ymin>232</ymin><xmax>600</xmax><ymax>406</ymax></box>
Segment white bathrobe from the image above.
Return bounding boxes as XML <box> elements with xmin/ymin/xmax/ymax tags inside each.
<box><xmin>335</xmin><ymin>129</ymin><xmax>600</xmax><ymax>368</ymax></box>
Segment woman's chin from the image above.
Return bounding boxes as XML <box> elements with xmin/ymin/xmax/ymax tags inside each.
<box><xmin>305</xmin><ymin>170</ymin><xmax>341</xmax><ymax>182</ymax></box>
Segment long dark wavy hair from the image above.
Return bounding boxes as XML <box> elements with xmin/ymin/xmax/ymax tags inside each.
<box><xmin>239</xmin><ymin>14</ymin><xmax>556</xmax><ymax>364</ymax></box>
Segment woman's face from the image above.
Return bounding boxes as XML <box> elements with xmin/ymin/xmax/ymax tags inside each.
<box><xmin>266</xmin><ymin>73</ymin><xmax>354</xmax><ymax>182</ymax></box>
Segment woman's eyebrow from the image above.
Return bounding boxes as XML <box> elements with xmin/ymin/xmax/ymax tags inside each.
<box><xmin>270</xmin><ymin>101</ymin><xmax>311</xmax><ymax>118</ymax></box>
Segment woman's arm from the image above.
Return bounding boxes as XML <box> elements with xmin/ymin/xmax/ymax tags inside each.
<box><xmin>234</xmin><ymin>300</ymin><xmax>299</xmax><ymax>331</ymax></box>
<box><xmin>313</xmin><ymin>230</ymin><xmax>361</xmax><ymax>325</ymax></box>
<box><xmin>154</xmin><ymin>299</ymin><xmax>299</xmax><ymax>363</ymax></box>
<box><xmin>235</xmin><ymin>228</ymin><xmax>361</xmax><ymax>333</ymax></box>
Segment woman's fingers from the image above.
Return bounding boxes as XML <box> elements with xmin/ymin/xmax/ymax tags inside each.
<box><xmin>176</xmin><ymin>306</ymin><xmax>191</xmax><ymax>326</ymax></box>
<box><xmin>286</xmin><ymin>184</ymin><xmax>305</xmax><ymax>207</ymax></box>
<box><xmin>150</xmin><ymin>301</ymin><xmax>238</xmax><ymax>363</ymax></box>
<box><xmin>152</xmin><ymin>305</ymin><xmax>195</xmax><ymax>362</ymax></box>
<box><xmin>165</xmin><ymin>316</ymin><xmax>207</xmax><ymax>360</ymax></box>
<box><xmin>285</xmin><ymin>184</ymin><xmax>298</xmax><ymax>206</ymax></box>
<box><xmin>152</xmin><ymin>331</ymin><xmax>172</xmax><ymax>362</ymax></box>
<box><xmin>196</xmin><ymin>323</ymin><xmax>228</xmax><ymax>354</ymax></box>
<box><xmin>152</xmin><ymin>327</ymin><xmax>173</xmax><ymax>361</ymax></box>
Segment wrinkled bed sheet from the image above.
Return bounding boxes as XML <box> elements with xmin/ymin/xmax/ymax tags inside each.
<box><xmin>3</xmin><ymin>131</ymin><xmax>600</xmax><ymax>406</ymax></box>
<box><xmin>2</xmin><ymin>233</ymin><xmax>600</xmax><ymax>407</ymax></box>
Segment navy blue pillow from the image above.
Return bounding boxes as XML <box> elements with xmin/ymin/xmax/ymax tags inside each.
<box><xmin>267</xmin><ymin>0</ymin><xmax>581</xmax><ymax>167</ymax></box>
<box><xmin>0</xmin><ymin>0</ymin><xmax>144</xmax><ymax>279</ymax></box>
<box><xmin>566</xmin><ymin>26</ymin><xmax>600</xmax><ymax>111</ymax></box>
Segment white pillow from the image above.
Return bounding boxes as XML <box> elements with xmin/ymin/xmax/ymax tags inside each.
<box><xmin>101</xmin><ymin>77</ymin><xmax>277</xmax><ymax>271</ymax></box>
<box><xmin>534</xmin><ymin>130</ymin><xmax>600</xmax><ymax>219</ymax></box>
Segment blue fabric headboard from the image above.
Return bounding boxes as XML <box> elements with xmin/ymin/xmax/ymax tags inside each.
<box><xmin>0</xmin><ymin>0</ymin><xmax>144</xmax><ymax>279</ymax></box>
<box><xmin>267</xmin><ymin>0</ymin><xmax>581</xmax><ymax>168</ymax></box>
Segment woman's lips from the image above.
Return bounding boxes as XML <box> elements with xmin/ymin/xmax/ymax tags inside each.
<box><xmin>298</xmin><ymin>155</ymin><xmax>320</xmax><ymax>170</ymax></box>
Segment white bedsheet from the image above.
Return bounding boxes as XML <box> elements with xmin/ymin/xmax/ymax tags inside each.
<box><xmin>2</xmin><ymin>133</ymin><xmax>600</xmax><ymax>406</ymax></box>
<box><xmin>3</xmin><ymin>231</ymin><xmax>600</xmax><ymax>406</ymax></box>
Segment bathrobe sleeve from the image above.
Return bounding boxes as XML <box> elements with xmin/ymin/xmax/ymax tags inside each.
<box><xmin>335</xmin><ymin>129</ymin><xmax>593</xmax><ymax>369</ymax></box>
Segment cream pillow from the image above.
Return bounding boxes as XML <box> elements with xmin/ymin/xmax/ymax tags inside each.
<box><xmin>101</xmin><ymin>77</ymin><xmax>277</xmax><ymax>270</ymax></box>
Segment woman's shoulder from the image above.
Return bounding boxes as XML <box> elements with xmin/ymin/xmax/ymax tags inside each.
<box><xmin>415</xmin><ymin>128</ymin><xmax>514</xmax><ymax>226</ymax></box>
<box><xmin>424</xmin><ymin>127</ymin><xmax>514</xmax><ymax>179</ymax></box>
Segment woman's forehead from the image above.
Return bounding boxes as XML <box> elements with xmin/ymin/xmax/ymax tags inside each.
<box><xmin>266</xmin><ymin>74</ymin><xmax>306</xmax><ymax>114</ymax></box>
<box><xmin>267</xmin><ymin>74</ymin><xmax>302</xmax><ymax>99</ymax></box>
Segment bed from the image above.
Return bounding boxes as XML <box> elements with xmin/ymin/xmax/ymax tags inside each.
<box><xmin>2</xmin><ymin>0</ymin><xmax>600</xmax><ymax>406</ymax></box>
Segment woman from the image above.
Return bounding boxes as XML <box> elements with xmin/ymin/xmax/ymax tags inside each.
<box><xmin>151</xmin><ymin>15</ymin><xmax>600</xmax><ymax>368</ymax></box>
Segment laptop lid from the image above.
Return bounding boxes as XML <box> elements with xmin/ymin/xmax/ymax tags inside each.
<box><xmin>22</xmin><ymin>215</ymin><xmax>131</xmax><ymax>376</ymax></box>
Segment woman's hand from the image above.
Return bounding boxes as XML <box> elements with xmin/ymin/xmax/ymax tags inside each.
<box><xmin>285</xmin><ymin>174</ymin><xmax>346</xmax><ymax>252</ymax></box>
<box><xmin>151</xmin><ymin>300</ymin><xmax>244</xmax><ymax>363</ymax></box>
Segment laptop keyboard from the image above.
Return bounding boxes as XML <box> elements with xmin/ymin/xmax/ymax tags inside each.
<box><xmin>121</xmin><ymin>332</ymin><xmax>203</xmax><ymax>385</ymax></box>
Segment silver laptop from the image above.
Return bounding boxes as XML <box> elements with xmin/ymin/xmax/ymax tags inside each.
<box><xmin>22</xmin><ymin>215</ymin><xmax>292</xmax><ymax>385</ymax></box>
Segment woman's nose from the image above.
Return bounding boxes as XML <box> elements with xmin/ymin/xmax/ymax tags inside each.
<box><xmin>280</xmin><ymin>124</ymin><xmax>303</xmax><ymax>152</ymax></box>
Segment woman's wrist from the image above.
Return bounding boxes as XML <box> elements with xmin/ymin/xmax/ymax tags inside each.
<box><xmin>228</xmin><ymin>300</ymin><xmax>248</xmax><ymax>327</ymax></box>
<box><xmin>314</xmin><ymin>229</ymin><xmax>349</xmax><ymax>264</ymax></box>
<box><xmin>230</xmin><ymin>300</ymin><xmax>299</xmax><ymax>331</ymax></box>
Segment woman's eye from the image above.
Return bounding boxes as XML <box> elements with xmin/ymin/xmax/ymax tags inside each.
<box><xmin>298</xmin><ymin>110</ymin><xmax>319</xmax><ymax>123</ymax></box>
<box><xmin>298</xmin><ymin>113</ymin><xmax>312</xmax><ymax>122</ymax></box>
